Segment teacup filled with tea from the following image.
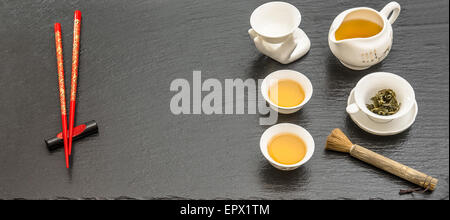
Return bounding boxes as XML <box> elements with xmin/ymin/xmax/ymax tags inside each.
<box><xmin>260</xmin><ymin>123</ymin><xmax>315</xmax><ymax>171</ymax></box>
<box><xmin>346</xmin><ymin>72</ymin><xmax>415</xmax><ymax>123</ymax></box>
<box><xmin>261</xmin><ymin>70</ymin><xmax>313</xmax><ymax>114</ymax></box>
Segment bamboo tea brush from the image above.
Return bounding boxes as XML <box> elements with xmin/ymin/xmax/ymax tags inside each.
<box><xmin>325</xmin><ymin>128</ymin><xmax>438</xmax><ymax>191</ymax></box>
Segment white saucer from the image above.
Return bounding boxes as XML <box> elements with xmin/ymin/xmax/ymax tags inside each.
<box><xmin>347</xmin><ymin>89</ymin><xmax>418</xmax><ymax>136</ymax></box>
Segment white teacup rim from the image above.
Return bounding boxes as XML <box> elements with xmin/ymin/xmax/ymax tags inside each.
<box><xmin>261</xmin><ymin>69</ymin><xmax>313</xmax><ymax>110</ymax></box>
<box><xmin>260</xmin><ymin>123</ymin><xmax>315</xmax><ymax>168</ymax></box>
<box><xmin>250</xmin><ymin>1</ymin><xmax>301</xmax><ymax>39</ymax></box>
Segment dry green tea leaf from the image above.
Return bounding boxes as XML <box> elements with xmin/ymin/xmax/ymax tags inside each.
<box><xmin>366</xmin><ymin>89</ymin><xmax>400</xmax><ymax>116</ymax></box>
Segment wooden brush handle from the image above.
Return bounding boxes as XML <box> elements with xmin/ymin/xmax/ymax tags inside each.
<box><xmin>350</xmin><ymin>145</ymin><xmax>438</xmax><ymax>190</ymax></box>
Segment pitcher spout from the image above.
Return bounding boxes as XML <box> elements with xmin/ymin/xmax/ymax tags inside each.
<box><xmin>328</xmin><ymin>15</ymin><xmax>345</xmax><ymax>44</ymax></box>
<box><xmin>329</xmin><ymin>28</ymin><xmax>355</xmax><ymax>46</ymax></box>
<box><xmin>329</xmin><ymin>30</ymin><xmax>346</xmax><ymax>45</ymax></box>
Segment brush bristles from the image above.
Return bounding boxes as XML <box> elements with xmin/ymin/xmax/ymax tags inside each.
<box><xmin>325</xmin><ymin>128</ymin><xmax>354</xmax><ymax>153</ymax></box>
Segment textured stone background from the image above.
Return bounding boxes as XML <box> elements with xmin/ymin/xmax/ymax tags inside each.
<box><xmin>0</xmin><ymin>0</ymin><xmax>448</xmax><ymax>199</ymax></box>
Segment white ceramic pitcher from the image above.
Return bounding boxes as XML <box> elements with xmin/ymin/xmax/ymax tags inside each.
<box><xmin>328</xmin><ymin>2</ymin><xmax>401</xmax><ymax>70</ymax></box>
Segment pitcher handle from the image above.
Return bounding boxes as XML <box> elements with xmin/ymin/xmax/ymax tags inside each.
<box><xmin>380</xmin><ymin>1</ymin><xmax>401</xmax><ymax>24</ymax></box>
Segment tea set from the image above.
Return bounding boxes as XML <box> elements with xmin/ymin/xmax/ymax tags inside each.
<box><xmin>251</xmin><ymin>1</ymin><xmax>420</xmax><ymax>170</ymax></box>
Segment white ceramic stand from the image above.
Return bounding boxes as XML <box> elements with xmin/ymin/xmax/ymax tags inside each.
<box><xmin>248</xmin><ymin>28</ymin><xmax>311</xmax><ymax>64</ymax></box>
<box><xmin>347</xmin><ymin>89</ymin><xmax>418</xmax><ymax>136</ymax></box>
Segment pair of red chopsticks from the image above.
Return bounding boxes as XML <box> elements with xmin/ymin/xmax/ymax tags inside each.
<box><xmin>53</xmin><ymin>10</ymin><xmax>82</xmax><ymax>168</ymax></box>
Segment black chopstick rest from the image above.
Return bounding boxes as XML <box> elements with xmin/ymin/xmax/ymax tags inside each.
<box><xmin>45</xmin><ymin>120</ymin><xmax>98</xmax><ymax>151</ymax></box>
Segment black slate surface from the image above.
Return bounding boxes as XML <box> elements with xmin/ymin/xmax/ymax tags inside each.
<box><xmin>0</xmin><ymin>0</ymin><xmax>448</xmax><ymax>200</ymax></box>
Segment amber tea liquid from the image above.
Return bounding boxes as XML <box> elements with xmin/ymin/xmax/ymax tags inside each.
<box><xmin>335</xmin><ymin>19</ymin><xmax>382</xmax><ymax>41</ymax></box>
<box><xmin>268</xmin><ymin>133</ymin><xmax>307</xmax><ymax>165</ymax></box>
<box><xmin>268</xmin><ymin>79</ymin><xmax>305</xmax><ymax>107</ymax></box>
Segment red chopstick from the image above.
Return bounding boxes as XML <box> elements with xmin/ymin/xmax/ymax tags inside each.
<box><xmin>54</xmin><ymin>23</ymin><xmax>70</xmax><ymax>168</ymax></box>
<box><xmin>68</xmin><ymin>10</ymin><xmax>82</xmax><ymax>155</ymax></box>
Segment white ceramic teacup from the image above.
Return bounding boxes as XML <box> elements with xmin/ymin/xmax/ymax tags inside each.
<box><xmin>260</xmin><ymin>123</ymin><xmax>315</xmax><ymax>171</ymax></box>
<box><xmin>346</xmin><ymin>72</ymin><xmax>415</xmax><ymax>123</ymax></box>
<box><xmin>261</xmin><ymin>69</ymin><xmax>313</xmax><ymax>114</ymax></box>
<box><xmin>250</xmin><ymin>1</ymin><xmax>301</xmax><ymax>44</ymax></box>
